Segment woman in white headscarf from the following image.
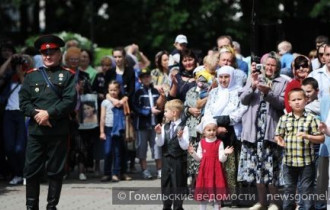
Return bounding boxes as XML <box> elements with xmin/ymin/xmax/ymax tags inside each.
<box><xmin>204</xmin><ymin>65</ymin><xmax>247</xmax><ymax>205</ymax></box>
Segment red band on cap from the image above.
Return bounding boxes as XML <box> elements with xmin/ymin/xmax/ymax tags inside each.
<box><xmin>40</xmin><ymin>43</ymin><xmax>59</xmax><ymax>50</ymax></box>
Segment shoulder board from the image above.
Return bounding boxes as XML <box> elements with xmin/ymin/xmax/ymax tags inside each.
<box><xmin>26</xmin><ymin>68</ymin><xmax>37</xmax><ymax>74</ymax></box>
<box><xmin>61</xmin><ymin>66</ymin><xmax>75</xmax><ymax>74</ymax></box>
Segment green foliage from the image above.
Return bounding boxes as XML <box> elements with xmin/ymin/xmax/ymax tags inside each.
<box><xmin>93</xmin><ymin>47</ymin><xmax>112</xmax><ymax>66</ymax></box>
<box><xmin>57</xmin><ymin>32</ymin><xmax>93</xmax><ymax>50</ymax></box>
<box><xmin>310</xmin><ymin>0</ymin><xmax>330</xmax><ymax>19</ymax></box>
<box><xmin>25</xmin><ymin>35</ymin><xmax>39</xmax><ymax>48</ymax></box>
<box><xmin>25</xmin><ymin>32</ymin><xmax>93</xmax><ymax>50</ymax></box>
<box><xmin>4</xmin><ymin>0</ymin><xmax>329</xmax><ymax>60</ymax></box>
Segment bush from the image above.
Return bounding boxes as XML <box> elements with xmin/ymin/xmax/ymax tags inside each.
<box><xmin>25</xmin><ymin>31</ymin><xmax>113</xmax><ymax>66</ymax></box>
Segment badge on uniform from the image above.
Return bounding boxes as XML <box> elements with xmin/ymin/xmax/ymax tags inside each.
<box><xmin>59</xmin><ymin>73</ymin><xmax>64</xmax><ymax>81</ymax></box>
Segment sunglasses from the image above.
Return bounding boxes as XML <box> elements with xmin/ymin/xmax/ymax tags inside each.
<box><xmin>294</xmin><ymin>63</ymin><xmax>309</xmax><ymax>70</ymax></box>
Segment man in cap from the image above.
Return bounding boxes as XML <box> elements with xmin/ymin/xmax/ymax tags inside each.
<box><xmin>168</xmin><ymin>34</ymin><xmax>188</xmax><ymax>68</ymax></box>
<box><xmin>19</xmin><ymin>34</ymin><xmax>76</xmax><ymax>210</ymax></box>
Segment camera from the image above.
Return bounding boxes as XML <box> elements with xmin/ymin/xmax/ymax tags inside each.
<box><xmin>11</xmin><ymin>55</ymin><xmax>28</xmax><ymax>67</ymax></box>
<box><xmin>256</xmin><ymin>64</ymin><xmax>263</xmax><ymax>71</ymax></box>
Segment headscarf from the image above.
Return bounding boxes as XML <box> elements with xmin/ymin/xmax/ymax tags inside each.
<box><xmin>211</xmin><ymin>65</ymin><xmax>237</xmax><ymax>116</ymax></box>
<box><xmin>196</xmin><ymin>116</ymin><xmax>217</xmax><ymax>134</ymax></box>
<box><xmin>261</xmin><ymin>52</ymin><xmax>281</xmax><ymax>87</ymax></box>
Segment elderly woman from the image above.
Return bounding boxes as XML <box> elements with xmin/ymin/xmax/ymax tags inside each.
<box><xmin>238</xmin><ymin>52</ymin><xmax>288</xmax><ymax>210</ymax></box>
<box><xmin>204</xmin><ymin>65</ymin><xmax>247</xmax><ymax>204</ymax></box>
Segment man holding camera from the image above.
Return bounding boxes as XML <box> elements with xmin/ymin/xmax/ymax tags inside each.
<box><xmin>19</xmin><ymin>34</ymin><xmax>76</xmax><ymax>210</ymax></box>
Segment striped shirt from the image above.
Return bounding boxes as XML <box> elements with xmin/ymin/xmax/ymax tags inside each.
<box><xmin>275</xmin><ymin>111</ymin><xmax>321</xmax><ymax>167</ymax></box>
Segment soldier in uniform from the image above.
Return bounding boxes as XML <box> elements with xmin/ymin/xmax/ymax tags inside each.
<box><xmin>19</xmin><ymin>34</ymin><xmax>76</xmax><ymax>210</ymax></box>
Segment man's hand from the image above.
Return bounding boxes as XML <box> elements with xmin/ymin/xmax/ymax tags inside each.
<box><xmin>34</xmin><ymin>109</ymin><xmax>50</xmax><ymax>125</ymax></box>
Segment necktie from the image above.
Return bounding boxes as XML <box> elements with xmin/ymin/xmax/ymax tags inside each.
<box><xmin>170</xmin><ymin>122</ymin><xmax>175</xmax><ymax>139</ymax></box>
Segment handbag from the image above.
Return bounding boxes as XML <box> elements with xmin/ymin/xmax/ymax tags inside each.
<box><xmin>123</xmin><ymin>100</ymin><xmax>135</xmax><ymax>143</ymax></box>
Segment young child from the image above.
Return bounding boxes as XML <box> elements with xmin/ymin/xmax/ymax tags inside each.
<box><xmin>300</xmin><ymin>77</ymin><xmax>321</xmax><ymax>209</ymax></box>
<box><xmin>301</xmin><ymin>77</ymin><xmax>320</xmax><ymax>116</ymax></box>
<box><xmin>154</xmin><ymin>99</ymin><xmax>189</xmax><ymax>210</ymax></box>
<box><xmin>275</xmin><ymin>88</ymin><xmax>325</xmax><ymax>210</ymax></box>
<box><xmin>189</xmin><ymin>117</ymin><xmax>234</xmax><ymax>210</ymax></box>
<box><xmin>92</xmin><ymin>56</ymin><xmax>112</xmax><ymax>103</ymax></box>
<box><xmin>168</xmin><ymin>34</ymin><xmax>188</xmax><ymax>68</ymax></box>
<box><xmin>99</xmin><ymin>81</ymin><xmax>125</xmax><ymax>182</ymax></box>
<box><xmin>133</xmin><ymin>69</ymin><xmax>166</xmax><ymax>179</ymax></box>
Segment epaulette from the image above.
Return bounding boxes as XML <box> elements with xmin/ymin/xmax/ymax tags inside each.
<box><xmin>61</xmin><ymin>66</ymin><xmax>75</xmax><ymax>74</ymax></box>
<box><xmin>26</xmin><ymin>68</ymin><xmax>37</xmax><ymax>74</ymax></box>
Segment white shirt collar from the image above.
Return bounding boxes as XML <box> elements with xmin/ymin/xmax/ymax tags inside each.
<box><xmin>171</xmin><ymin>119</ymin><xmax>182</xmax><ymax>126</ymax></box>
<box><xmin>205</xmin><ymin>137</ymin><xmax>217</xmax><ymax>142</ymax></box>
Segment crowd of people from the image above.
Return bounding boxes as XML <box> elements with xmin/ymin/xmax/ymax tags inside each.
<box><xmin>0</xmin><ymin>33</ymin><xmax>330</xmax><ymax>210</ymax></box>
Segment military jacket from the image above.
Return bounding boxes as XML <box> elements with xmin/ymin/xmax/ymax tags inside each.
<box><xmin>19</xmin><ymin>66</ymin><xmax>76</xmax><ymax>135</ymax></box>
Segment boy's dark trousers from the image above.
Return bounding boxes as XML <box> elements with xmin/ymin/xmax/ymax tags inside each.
<box><xmin>161</xmin><ymin>154</ymin><xmax>187</xmax><ymax>210</ymax></box>
<box><xmin>283</xmin><ymin>164</ymin><xmax>315</xmax><ymax>210</ymax></box>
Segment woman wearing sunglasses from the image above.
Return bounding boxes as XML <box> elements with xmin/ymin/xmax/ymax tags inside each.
<box><xmin>284</xmin><ymin>55</ymin><xmax>312</xmax><ymax>113</ymax></box>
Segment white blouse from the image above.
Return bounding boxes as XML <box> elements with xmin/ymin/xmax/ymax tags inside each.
<box><xmin>155</xmin><ymin>119</ymin><xmax>189</xmax><ymax>150</ymax></box>
<box><xmin>191</xmin><ymin>137</ymin><xmax>228</xmax><ymax>163</ymax></box>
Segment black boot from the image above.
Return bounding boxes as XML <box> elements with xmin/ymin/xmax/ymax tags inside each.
<box><xmin>26</xmin><ymin>178</ymin><xmax>40</xmax><ymax>210</ymax></box>
<box><xmin>46</xmin><ymin>178</ymin><xmax>63</xmax><ymax>210</ymax></box>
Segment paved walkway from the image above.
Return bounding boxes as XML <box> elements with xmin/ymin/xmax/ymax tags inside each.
<box><xmin>0</xmin><ymin>153</ymin><xmax>247</xmax><ymax>210</ymax></box>
<box><xmin>0</xmin><ymin>175</ymin><xmax>246</xmax><ymax>210</ymax></box>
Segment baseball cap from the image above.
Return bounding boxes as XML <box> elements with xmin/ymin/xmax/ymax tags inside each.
<box><xmin>174</xmin><ymin>34</ymin><xmax>188</xmax><ymax>44</ymax></box>
<box><xmin>138</xmin><ymin>69</ymin><xmax>151</xmax><ymax>78</ymax></box>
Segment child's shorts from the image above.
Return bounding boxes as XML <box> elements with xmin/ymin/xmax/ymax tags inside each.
<box><xmin>136</xmin><ymin>129</ymin><xmax>156</xmax><ymax>159</ymax></box>
<box><xmin>154</xmin><ymin>144</ymin><xmax>162</xmax><ymax>160</ymax></box>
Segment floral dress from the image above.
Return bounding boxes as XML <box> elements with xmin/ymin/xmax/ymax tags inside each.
<box><xmin>184</xmin><ymin>86</ymin><xmax>201</xmax><ymax>176</ymax></box>
<box><xmin>237</xmin><ymin>101</ymin><xmax>283</xmax><ymax>186</ymax></box>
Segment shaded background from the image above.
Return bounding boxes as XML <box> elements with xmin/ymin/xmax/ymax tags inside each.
<box><xmin>1</xmin><ymin>0</ymin><xmax>330</xmax><ymax>61</ymax></box>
